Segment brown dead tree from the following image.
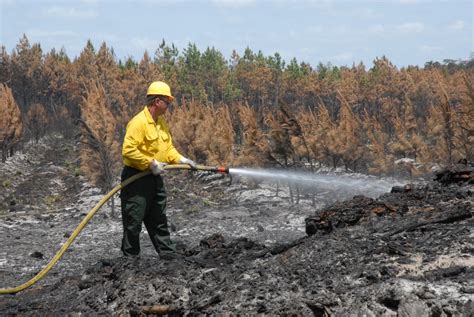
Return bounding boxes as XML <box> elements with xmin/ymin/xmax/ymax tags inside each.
<box><xmin>78</xmin><ymin>81</ymin><xmax>120</xmax><ymax>217</ymax></box>
<box><xmin>0</xmin><ymin>84</ymin><xmax>23</xmax><ymax>162</ymax></box>
<box><xmin>25</xmin><ymin>103</ymin><xmax>48</xmax><ymax>143</ymax></box>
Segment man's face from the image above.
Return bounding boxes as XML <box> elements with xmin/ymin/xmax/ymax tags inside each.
<box><xmin>154</xmin><ymin>97</ymin><xmax>170</xmax><ymax>116</ymax></box>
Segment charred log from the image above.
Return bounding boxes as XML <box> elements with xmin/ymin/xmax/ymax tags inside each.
<box><xmin>434</xmin><ymin>163</ymin><xmax>473</xmax><ymax>185</ymax></box>
<box><xmin>140</xmin><ymin>305</ymin><xmax>175</xmax><ymax>315</ymax></box>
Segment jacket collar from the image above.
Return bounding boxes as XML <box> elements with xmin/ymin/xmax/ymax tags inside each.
<box><xmin>144</xmin><ymin>106</ymin><xmax>156</xmax><ymax>124</ymax></box>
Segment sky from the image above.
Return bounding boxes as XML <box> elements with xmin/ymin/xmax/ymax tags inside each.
<box><xmin>0</xmin><ymin>0</ymin><xmax>472</xmax><ymax>68</ymax></box>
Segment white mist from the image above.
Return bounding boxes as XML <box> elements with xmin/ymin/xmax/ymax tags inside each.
<box><xmin>228</xmin><ymin>168</ymin><xmax>403</xmax><ymax>198</ymax></box>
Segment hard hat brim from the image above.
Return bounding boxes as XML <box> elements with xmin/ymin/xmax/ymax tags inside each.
<box><xmin>146</xmin><ymin>94</ymin><xmax>175</xmax><ymax>102</ymax></box>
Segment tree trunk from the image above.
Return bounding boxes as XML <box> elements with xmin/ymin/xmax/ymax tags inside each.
<box><xmin>111</xmin><ymin>196</ymin><xmax>115</xmax><ymax>218</ymax></box>
<box><xmin>1</xmin><ymin>144</ymin><xmax>6</xmax><ymax>163</ymax></box>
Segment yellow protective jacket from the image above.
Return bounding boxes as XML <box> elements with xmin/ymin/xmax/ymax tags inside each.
<box><xmin>122</xmin><ymin>107</ymin><xmax>182</xmax><ymax>170</ymax></box>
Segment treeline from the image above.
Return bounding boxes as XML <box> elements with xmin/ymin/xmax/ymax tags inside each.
<box><xmin>1</xmin><ymin>35</ymin><xmax>473</xmax><ymax>191</ymax></box>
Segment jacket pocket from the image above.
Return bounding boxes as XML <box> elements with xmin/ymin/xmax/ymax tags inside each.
<box><xmin>145</xmin><ymin>126</ymin><xmax>159</xmax><ymax>142</ymax></box>
<box><xmin>143</xmin><ymin>126</ymin><xmax>159</xmax><ymax>154</ymax></box>
<box><xmin>160</xmin><ymin>132</ymin><xmax>169</xmax><ymax>142</ymax></box>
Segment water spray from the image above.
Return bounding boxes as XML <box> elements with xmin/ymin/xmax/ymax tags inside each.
<box><xmin>228</xmin><ymin>167</ymin><xmax>401</xmax><ymax>197</ymax></box>
<box><xmin>194</xmin><ymin>165</ymin><xmax>399</xmax><ymax>197</ymax></box>
<box><xmin>176</xmin><ymin>165</ymin><xmax>398</xmax><ymax>197</ymax></box>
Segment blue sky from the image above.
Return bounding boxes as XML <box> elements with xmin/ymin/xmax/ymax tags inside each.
<box><xmin>1</xmin><ymin>0</ymin><xmax>472</xmax><ymax>68</ymax></box>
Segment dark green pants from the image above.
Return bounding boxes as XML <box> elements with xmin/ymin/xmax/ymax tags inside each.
<box><xmin>120</xmin><ymin>166</ymin><xmax>176</xmax><ymax>256</ymax></box>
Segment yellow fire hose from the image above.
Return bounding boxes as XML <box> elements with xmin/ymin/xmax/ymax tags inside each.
<box><xmin>0</xmin><ymin>164</ymin><xmax>229</xmax><ymax>294</ymax></box>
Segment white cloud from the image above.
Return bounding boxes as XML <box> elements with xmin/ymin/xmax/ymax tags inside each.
<box><xmin>223</xmin><ymin>14</ymin><xmax>245</xmax><ymax>24</ymax></box>
<box><xmin>397</xmin><ymin>0</ymin><xmax>419</xmax><ymax>4</ymax></box>
<box><xmin>299</xmin><ymin>47</ymin><xmax>312</xmax><ymax>54</ymax></box>
<box><xmin>396</xmin><ymin>22</ymin><xmax>425</xmax><ymax>33</ymax></box>
<box><xmin>307</xmin><ymin>25</ymin><xmax>324</xmax><ymax>33</ymax></box>
<box><xmin>211</xmin><ymin>0</ymin><xmax>256</xmax><ymax>9</ymax></box>
<box><xmin>142</xmin><ymin>0</ymin><xmax>199</xmax><ymax>5</ymax></box>
<box><xmin>369</xmin><ymin>24</ymin><xmax>385</xmax><ymax>34</ymax></box>
<box><xmin>0</xmin><ymin>0</ymin><xmax>16</xmax><ymax>6</ymax></box>
<box><xmin>334</xmin><ymin>25</ymin><xmax>350</xmax><ymax>33</ymax></box>
<box><xmin>130</xmin><ymin>37</ymin><xmax>156</xmax><ymax>51</ymax></box>
<box><xmin>91</xmin><ymin>32</ymin><xmax>119</xmax><ymax>43</ymax></box>
<box><xmin>350</xmin><ymin>8</ymin><xmax>378</xmax><ymax>18</ymax></box>
<box><xmin>26</xmin><ymin>29</ymin><xmax>79</xmax><ymax>38</ymax></box>
<box><xmin>288</xmin><ymin>30</ymin><xmax>299</xmax><ymax>39</ymax></box>
<box><xmin>44</xmin><ymin>6</ymin><xmax>98</xmax><ymax>18</ymax></box>
<box><xmin>329</xmin><ymin>52</ymin><xmax>353</xmax><ymax>62</ymax></box>
<box><xmin>449</xmin><ymin>20</ymin><xmax>467</xmax><ymax>30</ymax></box>
<box><xmin>419</xmin><ymin>45</ymin><xmax>443</xmax><ymax>53</ymax></box>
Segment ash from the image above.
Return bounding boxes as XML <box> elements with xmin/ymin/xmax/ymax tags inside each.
<box><xmin>0</xmin><ymin>135</ymin><xmax>472</xmax><ymax>316</ymax></box>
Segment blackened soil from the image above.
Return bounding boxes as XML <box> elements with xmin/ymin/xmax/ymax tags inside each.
<box><xmin>0</xmin><ymin>137</ymin><xmax>472</xmax><ymax>316</ymax></box>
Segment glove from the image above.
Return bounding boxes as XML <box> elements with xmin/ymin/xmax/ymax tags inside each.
<box><xmin>179</xmin><ymin>157</ymin><xmax>197</xmax><ymax>169</ymax></box>
<box><xmin>150</xmin><ymin>159</ymin><xmax>167</xmax><ymax>175</ymax></box>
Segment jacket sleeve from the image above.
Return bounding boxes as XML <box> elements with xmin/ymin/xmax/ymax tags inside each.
<box><xmin>122</xmin><ymin>120</ymin><xmax>152</xmax><ymax>170</ymax></box>
<box><xmin>166</xmin><ymin>139</ymin><xmax>183</xmax><ymax>164</ymax></box>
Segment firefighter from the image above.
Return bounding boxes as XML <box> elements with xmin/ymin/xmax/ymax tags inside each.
<box><xmin>120</xmin><ymin>81</ymin><xmax>196</xmax><ymax>258</ymax></box>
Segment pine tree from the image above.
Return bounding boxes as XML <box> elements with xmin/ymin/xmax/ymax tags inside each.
<box><xmin>25</xmin><ymin>103</ymin><xmax>48</xmax><ymax>143</ymax></box>
<box><xmin>297</xmin><ymin>107</ymin><xmax>319</xmax><ymax>166</ymax></box>
<box><xmin>235</xmin><ymin>102</ymin><xmax>272</xmax><ymax>166</ymax></box>
<box><xmin>78</xmin><ymin>81</ymin><xmax>120</xmax><ymax>217</ymax></box>
<box><xmin>264</xmin><ymin>110</ymin><xmax>293</xmax><ymax>166</ymax></box>
<box><xmin>335</xmin><ymin>91</ymin><xmax>365</xmax><ymax>172</ymax></box>
<box><xmin>42</xmin><ymin>48</ymin><xmax>72</xmax><ymax>121</ymax></box>
<box><xmin>154</xmin><ymin>40</ymin><xmax>178</xmax><ymax>92</ymax></box>
<box><xmin>190</xmin><ymin>104</ymin><xmax>235</xmax><ymax>165</ymax></box>
<box><xmin>200</xmin><ymin>47</ymin><xmax>227</xmax><ymax>103</ymax></box>
<box><xmin>167</xmin><ymin>99</ymin><xmax>203</xmax><ymax>161</ymax></box>
<box><xmin>10</xmin><ymin>34</ymin><xmax>44</xmax><ymax>112</ymax></box>
<box><xmin>0</xmin><ymin>84</ymin><xmax>23</xmax><ymax>162</ymax></box>
<box><xmin>178</xmin><ymin>43</ymin><xmax>207</xmax><ymax>101</ymax></box>
<box><xmin>362</xmin><ymin>110</ymin><xmax>394</xmax><ymax>175</ymax></box>
<box><xmin>428</xmin><ymin>78</ymin><xmax>456</xmax><ymax>164</ymax></box>
<box><xmin>0</xmin><ymin>46</ymin><xmax>12</xmax><ymax>84</ymax></box>
<box><xmin>169</xmin><ymin>99</ymin><xmax>235</xmax><ymax>165</ymax></box>
<box><xmin>456</xmin><ymin>73</ymin><xmax>474</xmax><ymax>161</ymax></box>
<box><xmin>313</xmin><ymin>103</ymin><xmax>338</xmax><ymax>168</ymax></box>
<box><xmin>389</xmin><ymin>94</ymin><xmax>431</xmax><ymax>175</ymax></box>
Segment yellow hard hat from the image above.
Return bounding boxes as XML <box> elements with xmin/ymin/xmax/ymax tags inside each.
<box><xmin>146</xmin><ymin>81</ymin><xmax>175</xmax><ymax>101</ymax></box>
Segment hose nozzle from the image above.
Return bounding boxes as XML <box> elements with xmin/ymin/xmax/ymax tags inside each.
<box><xmin>164</xmin><ymin>164</ymin><xmax>229</xmax><ymax>174</ymax></box>
<box><xmin>216</xmin><ymin>166</ymin><xmax>229</xmax><ymax>174</ymax></box>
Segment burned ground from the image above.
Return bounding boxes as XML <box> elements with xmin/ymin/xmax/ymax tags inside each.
<box><xmin>0</xmin><ymin>135</ymin><xmax>472</xmax><ymax>316</ymax></box>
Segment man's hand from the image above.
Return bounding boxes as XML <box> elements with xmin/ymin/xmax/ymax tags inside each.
<box><xmin>180</xmin><ymin>157</ymin><xmax>197</xmax><ymax>169</ymax></box>
<box><xmin>150</xmin><ymin>159</ymin><xmax>167</xmax><ymax>175</ymax></box>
